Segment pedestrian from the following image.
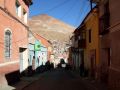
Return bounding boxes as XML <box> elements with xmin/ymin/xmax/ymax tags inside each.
<box><xmin>32</xmin><ymin>56</ymin><xmax>35</xmax><ymax>74</ymax></box>
<box><xmin>37</xmin><ymin>56</ymin><xmax>40</xmax><ymax>67</ymax></box>
<box><xmin>80</xmin><ymin>63</ymin><xmax>84</xmax><ymax>77</ymax></box>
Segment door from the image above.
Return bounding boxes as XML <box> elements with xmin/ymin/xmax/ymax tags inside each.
<box><xmin>101</xmin><ymin>48</ymin><xmax>110</xmax><ymax>83</ymax></box>
<box><xmin>19</xmin><ymin>48</ymin><xmax>26</xmax><ymax>73</ymax></box>
<box><xmin>20</xmin><ymin>52</ymin><xmax>23</xmax><ymax>73</ymax></box>
<box><xmin>29</xmin><ymin>50</ymin><xmax>34</xmax><ymax>66</ymax></box>
<box><xmin>90</xmin><ymin>49</ymin><xmax>96</xmax><ymax>79</ymax></box>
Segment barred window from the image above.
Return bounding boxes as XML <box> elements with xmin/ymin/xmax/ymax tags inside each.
<box><xmin>5</xmin><ymin>30</ymin><xmax>11</xmax><ymax>58</ymax></box>
<box><xmin>89</xmin><ymin>29</ymin><xmax>91</xmax><ymax>43</ymax></box>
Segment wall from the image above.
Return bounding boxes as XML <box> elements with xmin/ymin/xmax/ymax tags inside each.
<box><xmin>0</xmin><ymin>0</ymin><xmax>29</xmax><ymax>76</ymax></box>
<box><xmin>4</xmin><ymin>0</ymin><xmax>29</xmax><ymax>24</ymax></box>
<box><xmin>108</xmin><ymin>0</ymin><xmax>120</xmax><ymax>89</ymax></box>
<box><xmin>84</xmin><ymin>9</ymin><xmax>99</xmax><ymax>79</ymax></box>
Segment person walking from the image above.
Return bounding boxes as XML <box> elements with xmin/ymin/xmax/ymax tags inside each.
<box><xmin>32</xmin><ymin>56</ymin><xmax>35</xmax><ymax>74</ymax></box>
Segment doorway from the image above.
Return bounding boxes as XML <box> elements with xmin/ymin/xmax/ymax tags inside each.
<box><xmin>90</xmin><ymin>49</ymin><xmax>96</xmax><ymax>79</ymax></box>
<box><xmin>19</xmin><ymin>47</ymin><xmax>27</xmax><ymax>73</ymax></box>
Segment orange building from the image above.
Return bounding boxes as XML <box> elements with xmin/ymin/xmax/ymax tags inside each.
<box><xmin>83</xmin><ymin>8</ymin><xmax>99</xmax><ymax>79</ymax></box>
<box><xmin>72</xmin><ymin>7</ymin><xmax>99</xmax><ymax>79</ymax></box>
<box><xmin>0</xmin><ymin>0</ymin><xmax>32</xmax><ymax>85</ymax></box>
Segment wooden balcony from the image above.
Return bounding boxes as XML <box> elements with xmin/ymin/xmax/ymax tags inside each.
<box><xmin>78</xmin><ymin>39</ymin><xmax>86</xmax><ymax>49</ymax></box>
<box><xmin>92</xmin><ymin>0</ymin><xmax>100</xmax><ymax>3</ymax></box>
<box><xmin>99</xmin><ymin>13</ymin><xmax>110</xmax><ymax>35</ymax></box>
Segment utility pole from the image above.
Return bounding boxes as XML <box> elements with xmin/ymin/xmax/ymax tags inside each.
<box><xmin>90</xmin><ymin>0</ymin><xmax>93</xmax><ymax>10</ymax></box>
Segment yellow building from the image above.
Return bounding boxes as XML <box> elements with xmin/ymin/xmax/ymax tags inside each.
<box><xmin>82</xmin><ymin>7</ymin><xmax>99</xmax><ymax>79</ymax></box>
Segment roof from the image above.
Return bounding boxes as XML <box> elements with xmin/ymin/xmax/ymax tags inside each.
<box><xmin>74</xmin><ymin>6</ymin><xmax>98</xmax><ymax>33</ymax></box>
<box><xmin>34</xmin><ymin>33</ymin><xmax>51</xmax><ymax>47</ymax></box>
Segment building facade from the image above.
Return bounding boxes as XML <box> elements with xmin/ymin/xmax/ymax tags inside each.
<box><xmin>28</xmin><ymin>32</ymin><xmax>52</xmax><ymax>71</ymax></box>
<box><xmin>97</xmin><ymin>0</ymin><xmax>110</xmax><ymax>84</ymax></box>
<box><xmin>93</xmin><ymin>0</ymin><xmax>120</xmax><ymax>89</ymax></box>
<box><xmin>108</xmin><ymin>0</ymin><xmax>120</xmax><ymax>89</ymax></box>
<box><xmin>0</xmin><ymin>0</ymin><xmax>32</xmax><ymax>85</ymax></box>
<box><xmin>83</xmin><ymin>8</ymin><xmax>99</xmax><ymax>79</ymax></box>
<box><xmin>71</xmin><ymin>7</ymin><xmax>99</xmax><ymax>78</ymax></box>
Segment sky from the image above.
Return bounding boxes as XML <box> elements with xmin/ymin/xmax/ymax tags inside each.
<box><xmin>30</xmin><ymin>0</ymin><xmax>93</xmax><ymax>27</ymax></box>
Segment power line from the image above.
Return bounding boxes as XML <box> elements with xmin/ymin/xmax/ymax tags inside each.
<box><xmin>75</xmin><ymin>1</ymin><xmax>90</xmax><ymax>27</ymax></box>
<box><xmin>41</xmin><ymin>0</ymin><xmax>72</xmax><ymax>14</ymax></box>
<box><xmin>59</xmin><ymin>0</ymin><xmax>78</xmax><ymax>21</ymax></box>
<box><xmin>74</xmin><ymin>0</ymin><xmax>88</xmax><ymax>26</ymax></box>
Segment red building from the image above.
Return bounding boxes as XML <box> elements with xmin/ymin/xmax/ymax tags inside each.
<box><xmin>0</xmin><ymin>0</ymin><xmax>32</xmax><ymax>85</ymax></box>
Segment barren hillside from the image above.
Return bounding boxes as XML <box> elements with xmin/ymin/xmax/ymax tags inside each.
<box><xmin>29</xmin><ymin>14</ymin><xmax>75</xmax><ymax>43</ymax></box>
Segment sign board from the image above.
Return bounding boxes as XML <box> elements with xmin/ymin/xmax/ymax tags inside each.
<box><xmin>35</xmin><ymin>40</ymin><xmax>41</xmax><ymax>51</ymax></box>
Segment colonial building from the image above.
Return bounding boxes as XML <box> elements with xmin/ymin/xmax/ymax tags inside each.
<box><xmin>93</xmin><ymin>0</ymin><xmax>110</xmax><ymax>85</ymax></box>
<box><xmin>83</xmin><ymin>7</ymin><xmax>99</xmax><ymax>79</ymax></box>
<box><xmin>92</xmin><ymin>0</ymin><xmax>120</xmax><ymax>89</ymax></box>
<box><xmin>35</xmin><ymin>33</ymin><xmax>52</xmax><ymax>66</ymax></box>
<box><xmin>69</xmin><ymin>31</ymin><xmax>83</xmax><ymax>70</ymax></box>
<box><xmin>0</xmin><ymin>0</ymin><xmax>32</xmax><ymax>85</ymax></box>
<box><xmin>28</xmin><ymin>31</ymin><xmax>52</xmax><ymax>71</ymax></box>
<box><xmin>70</xmin><ymin>7</ymin><xmax>99</xmax><ymax>78</ymax></box>
<box><xmin>107</xmin><ymin>0</ymin><xmax>120</xmax><ymax>89</ymax></box>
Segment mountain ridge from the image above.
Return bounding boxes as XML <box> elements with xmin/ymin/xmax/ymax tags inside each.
<box><xmin>29</xmin><ymin>14</ymin><xmax>75</xmax><ymax>43</ymax></box>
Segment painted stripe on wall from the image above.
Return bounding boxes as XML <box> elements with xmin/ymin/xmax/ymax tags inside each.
<box><xmin>0</xmin><ymin>61</ymin><xmax>19</xmax><ymax>67</ymax></box>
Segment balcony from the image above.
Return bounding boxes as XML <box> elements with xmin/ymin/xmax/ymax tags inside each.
<box><xmin>92</xmin><ymin>0</ymin><xmax>100</xmax><ymax>3</ymax></box>
<box><xmin>99</xmin><ymin>13</ymin><xmax>110</xmax><ymax>35</ymax></box>
<box><xmin>78</xmin><ymin>39</ymin><xmax>86</xmax><ymax>49</ymax></box>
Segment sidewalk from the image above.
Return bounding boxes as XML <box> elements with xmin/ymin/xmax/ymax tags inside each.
<box><xmin>12</xmin><ymin>73</ymin><xmax>45</xmax><ymax>90</ymax></box>
<box><xmin>12</xmin><ymin>70</ymin><xmax>53</xmax><ymax>90</ymax></box>
<box><xmin>0</xmin><ymin>74</ymin><xmax>15</xmax><ymax>90</ymax></box>
<box><xmin>0</xmin><ymin>85</ymin><xmax>15</xmax><ymax>90</ymax></box>
<box><xmin>70</xmin><ymin>70</ymin><xmax>108</xmax><ymax>90</ymax></box>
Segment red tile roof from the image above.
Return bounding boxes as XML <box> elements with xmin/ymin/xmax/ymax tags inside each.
<box><xmin>34</xmin><ymin>33</ymin><xmax>51</xmax><ymax>47</ymax></box>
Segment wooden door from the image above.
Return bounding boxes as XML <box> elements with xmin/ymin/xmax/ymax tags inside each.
<box><xmin>90</xmin><ymin>50</ymin><xmax>96</xmax><ymax>79</ymax></box>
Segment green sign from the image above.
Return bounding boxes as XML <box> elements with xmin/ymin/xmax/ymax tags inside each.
<box><xmin>35</xmin><ymin>40</ymin><xmax>41</xmax><ymax>51</ymax></box>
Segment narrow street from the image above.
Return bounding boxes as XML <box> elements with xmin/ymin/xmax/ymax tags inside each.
<box><xmin>1</xmin><ymin>0</ymin><xmax>120</xmax><ymax>90</ymax></box>
<box><xmin>22</xmin><ymin>69</ymin><xmax>106</xmax><ymax>90</ymax></box>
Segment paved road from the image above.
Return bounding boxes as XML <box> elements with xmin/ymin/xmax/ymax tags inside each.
<box><xmin>22</xmin><ymin>69</ymin><xmax>106</xmax><ymax>90</ymax></box>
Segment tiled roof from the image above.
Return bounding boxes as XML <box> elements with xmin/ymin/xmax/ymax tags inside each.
<box><xmin>34</xmin><ymin>33</ymin><xmax>51</xmax><ymax>47</ymax></box>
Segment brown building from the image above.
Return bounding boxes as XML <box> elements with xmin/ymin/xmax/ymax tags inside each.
<box><xmin>0</xmin><ymin>0</ymin><xmax>32</xmax><ymax>85</ymax></box>
<box><xmin>93</xmin><ymin>0</ymin><xmax>120</xmax><ymax>89</ymax></box>
<box><xmin>108</xmin><ymin>0</ymin><xmax>120</xmax><ymax>89</ymax></box>
<box><xmin>98</xmin><ymin>0</ymin><xmax>110</xmax><ymax>85</ymax></box>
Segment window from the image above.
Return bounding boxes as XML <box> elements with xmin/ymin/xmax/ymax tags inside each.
<box><xmin>5</xmin><ymin>30</ymin><xmax>12</xmax><ymax>58</ymax></box>
<box><xmin>108</xmin><ymin>48</ymin><xmax>111</xmax><ymax>67</ymax></box>
<box><xmin>16</xmin><ymin>0</ymin><xmax>21</xmax><ymax>17</ymax></box>
<box><xmin>89</xmin><ymin>29</ymin><xmax>91</xmax><ymax>43</ymax></box>
<box><xmin>23</xmin><ymin>9</ymin><xmax>27</xmax><ymax>24</ymax></box>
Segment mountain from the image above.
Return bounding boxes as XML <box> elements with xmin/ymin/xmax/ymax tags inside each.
<box><xmin>29</xmin><ymin>14</ymin><xmax>75</xmax><ymax>43</ymax></box>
